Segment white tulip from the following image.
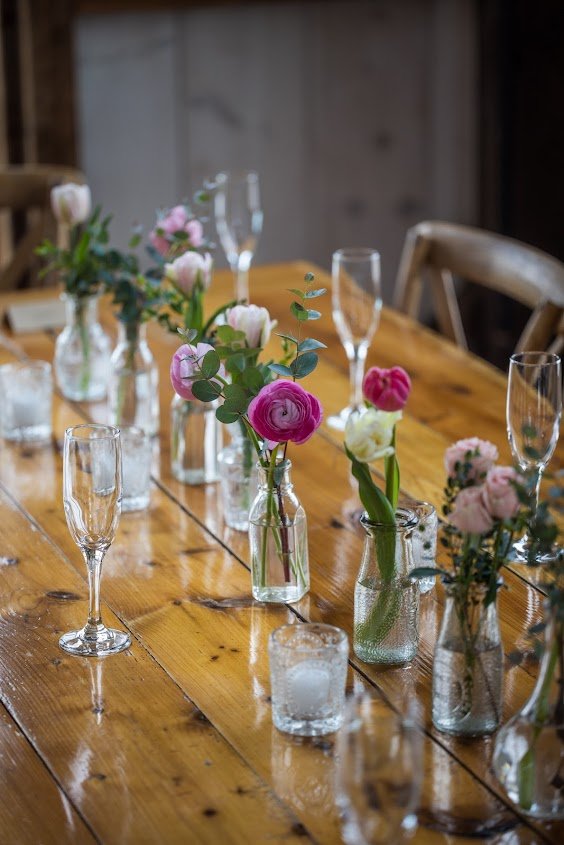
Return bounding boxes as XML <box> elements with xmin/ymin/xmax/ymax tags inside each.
<box><xmin>50</xmin><ymin>183</ymin><xmax>92</xmax><ymax>226</ymax></box>
<box><xmin>344</xmin><ymin>408</ymin><xmax>402</xmax><ymax>463</ymax></box>
<box><xmin>226</xmin><ymin>304</ymin><xmax>277</xmax><ymax>348</ymax></box>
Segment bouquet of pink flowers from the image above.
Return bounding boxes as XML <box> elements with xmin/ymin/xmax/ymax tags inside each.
<box><xmin>169</xmin><ymin>273</ymin><xmax>325</xmax><ymax>601</ymax></box>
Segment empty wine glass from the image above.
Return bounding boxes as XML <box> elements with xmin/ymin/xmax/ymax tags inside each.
<box><xmin>60</xmin><ymin>424</ymin><xmax>131</xmax><ymax>656</ymax></box>
<box><xmin>328</xmin><ymin>248</ymin><xmax>382</xmax><ymax>430</ymax></box>
<box><xmin>507</xmin><ymin>352</ymin><xmax>562</xmax><ymax>562</ymax></box>
<box><xmin>214</xmin><ymin>170</ymin><xmax>263</xmax><ymax>302</ymax></box>
<box><xmin>336</xmin><ymin>692</ymin><xmax>423</xmax><ymax>844</ymax></box>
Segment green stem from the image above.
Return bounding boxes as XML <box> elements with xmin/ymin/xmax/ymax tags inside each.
<box><xmin>77</xmin><ymin>299</ymin><xmax>91</xmax><ymax>395</ymax></box>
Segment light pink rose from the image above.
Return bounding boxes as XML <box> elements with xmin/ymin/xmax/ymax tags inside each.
<box><xmin>363</xmin><ymin>366</ymin><xmax>411</xmax><ymax>411</ymax></box>
<box><xmin>484</xmin><ymin>466</ymin><xmax>521</xmax><ymax>520</ymax></box>
<box><xmin>51</xmin><ymin>183</ymin><xmax>92</xmax><ymax>226</ymax></box>
<box><xmin>449</xmin><ymin>486</ymin><xmax>494</xmax><ymax>535</ymax></box>
<box><xmin>149</xmin><ymin>205</ymin><xmax>204</xmax><ymax>256</ymax></box>
<box><xmin>164</xmin><ymin>251</ymin><xmax>212</xmax><ymax>295</ymax></box>
<box><xmin>444</xmin><ymin>437</ymin><xmax>499</xmax><ymax>482</ymax></box>
<box><xmin>170</xmin><ymin>342</ymin><xmax>225</xmax><ymax>401</ymax></box>
<box><xmin>247</xmin><ymin>380</ymin><xmax>323</xmax><ymax>445</ymax></box>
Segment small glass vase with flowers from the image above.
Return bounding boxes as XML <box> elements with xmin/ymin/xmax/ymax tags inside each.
<box><xmin>169</xmin><ymin>273</ymin><xmax>325</xmax><ymax>602</ymax></box>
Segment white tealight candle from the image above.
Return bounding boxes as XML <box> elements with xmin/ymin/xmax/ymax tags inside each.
<box><xmin>10</xmin><ymin>391</ymin><xmax>40</xmax><ymax>427</ymax></box>
<box><xmin>286</xmin><ymin>658</ymin><xmax>332</xmax><ymax>720</ymax></box>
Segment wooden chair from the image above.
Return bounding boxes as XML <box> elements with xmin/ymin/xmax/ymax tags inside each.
<box><xmin>394</xmin><ymin>220</ymin><xmax>564</xmax><ymax>356</ymax></box>
<box><xmin>0</xmin><ymin>164</ymin><xmax>85</xmax><ymax>291</ymax></box>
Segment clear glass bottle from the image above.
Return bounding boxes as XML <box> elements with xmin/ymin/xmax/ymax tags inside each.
<box><xmin>493</xmin><ymin>607</ymin><xmax>564</xmax><ymax>818</ymax></box>
<box><xmin>433</xmin><ymin>584</ymin><xmax>503</xmax><ymax>737</ymax></box>
<box><xmin>170</xmin><ymin>394</ymin><xmax>221</xmax><ymax>484</ymax></box>
<box><xmin>108</xmin><ymin>323</ymin><xmax>159</xmax><ymax>436</ymax></box>
<box><xmin>218</xmin><ymin>421</ymin><xmax>258</xmax><ymax>531</ymax></box>
<box><xmin>354</xmin><ymin>509</ymin><xmax>419</xmax><ymax>664</ymax></box>
<box><xmin>54</xmin><ymin>293</ymin><xmax>111</xmax><ymax>401</ymax></box>
<box><xmin>249</xmin><ymin>460</ymin><xmax>309</xmax><ymax>603</ymax></box>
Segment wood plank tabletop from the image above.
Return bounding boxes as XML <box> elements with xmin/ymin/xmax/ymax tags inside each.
<box><xmin>0</xmin><ymin>261</ymin><xmax>562</xmax><ymax>844</ymax></box>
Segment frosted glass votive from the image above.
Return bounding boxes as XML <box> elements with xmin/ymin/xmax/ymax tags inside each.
<box><xmin>120</xmin><ymin>425</ymin><xmax>151</xmax><ymax>512</ymax></box>
<box><xmin>0</xmin><ymin>361</ymin><xmax>52</xmax><ymax>443</ymax></box>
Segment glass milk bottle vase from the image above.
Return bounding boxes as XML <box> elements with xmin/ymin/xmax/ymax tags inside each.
<box><xmin>249</xmin><ymin>460</ymin><xmax>309</xmax><ymax>603</ymax></box>
<box><xmin>54</xmin><ymin>293</ymin><xmax>111</xmax><ymax>401</ymax></box>
<box><xmin>108</xmin><ymin>323</ymin><xmax>159</xmax><ymax>436</ymax></box>
<box><xmin>354</xmin><ymin>509</ymin><xmax>419</xmax><ymax>665</ymax></box>
<box><xmin>170</xmin><ymin>394</ymin><xmax>221</xmax><ymax>485</ymax></box>
<box><xmin>218</xmin><ymin>421</ymin><xmax>258</xmax><ymax>531</ymax></box>
<box><xmin>433</xmin><ymin>584</ymin><xmax>503</xmax><ymax>737</ymax></box>
<box><xmin>493</xmin><ymin>607</ymin><xmax>564</xmax><ymax>818</ymax></box>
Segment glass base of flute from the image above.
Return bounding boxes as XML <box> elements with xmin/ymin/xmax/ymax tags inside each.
<box><xmin>60</xmin><ymin>626</ymin><xmax>131</xmax><ymax>657</ymax></box>
<box><xmin>327</xmin><ymin>345</ymin><xmax>367</xmax><ymax>431</ymax></box>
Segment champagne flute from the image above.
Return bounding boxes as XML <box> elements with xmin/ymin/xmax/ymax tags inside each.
<box><xmin>336</xmin><ymin>692</ymin><xmax>423</xmax><ymax>844</ymax></box>
<box><xmin>214</xmin><ymin>170</ymin><xmax>263</xmax><ymax>302</ymax></box>
<box><xmin>60</xmin><ymin>424</ymin><xmax>131</xmax><ymax>656</ymax></box>
<box><xmin>507</xmin><ymin>352</ymin><xmax>562</xmax><ymax>562</ymax></box>
<box><xmin>328</xmin><ymin>248</ymin><xmax>382</xmax><ymax>430</ymax></box>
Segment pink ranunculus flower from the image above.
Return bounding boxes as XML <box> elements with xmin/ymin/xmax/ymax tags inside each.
<box><xmin>170</xmin><ymin>342</ymin><xmax>224</xmax><ymax>401</ymax></box>
<box><xmin>449</xmin><ymin>485</ymin><xmax>494</xmax><ymax>535</ymax></box>
<box><xmin>247</xmin><ymin>380</ymin><xmax>323</xmax><ymax>445</ymax></box>
<box><xmin>363</xmin><ymin>366</ymin><xmax>411</xmax><ymax>412</ymax></box>
<box><xmin>51</xmin><ymin>183</ymin><xmax>92</xmax><ymax>226</ymax></box>
<box><xmin>149</xmin><ymin>205</ymin><xmax>203</xmax><ymax>256</ymax></box>
<box><xmin>227</xmin><ymin>304</ymin><xmax>277</xmax><ymax>348</ymax></box>
<box><xmin>444</xmin><ymin>437</ymin><xmax>499</xmax><ymax>482</ymax></box>
<box><xmin>164</xmin><ymin>251</ymin><xmax>212</xmax><ymax>295</ymax></box>
<box><xmin>484</xmin><ymin>465</ymin><xmax>521</xmax><ymax>520</ymax></box>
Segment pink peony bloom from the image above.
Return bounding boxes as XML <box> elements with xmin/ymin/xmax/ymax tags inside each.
<box><xmin>363</xmin><ymin>366</ymin><xmax>411</xmax><ymax>412</ymax></box>
<box><xmin>449</xmin><ymin>485</ymin><xmax>494</xmax><ymax>535</ymax></box>
<box><xmin>51</xmin><ymin>183</ymin><xmax>92</xmax><ymax>226</ymax></box>
<box><xmin>149</xmin><ymin>205</ymin><xmax>203</xmax><ymax>256</ymax></box>
<box><xmin>164</xmin><ymin>251</ymin><xmax>212</xmax><ymax>295</ymax></box>
<box><xmin>484</xmin><ymin>465</ymin><xmax>521</xmax><ymax>520</ymax></box>
<box><xmin>170</xmin><ymin>342</ymin><xmax>224</xmax><ymax>401</ymax></box>
<box><xmin>444</xmin><ymin>437</ymin><xmax>499</xmax><ymax>481</ymax></box>
<box><xmin>247</xmin><ymin>380</ymin><xmax>323</xmax><ymax>445</ymax></box>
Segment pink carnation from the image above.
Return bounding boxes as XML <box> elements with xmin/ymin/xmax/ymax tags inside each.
<box><xmin>449</xmin><ymin>486</ymin><xmax>494</xmax><ymax>535</ymax></box>
<box><xmin>363</xmin><ymin>366</ymin><xmax>411</xmax><ymax>412</ymax></box>
<box><xmin>149</xmin><ymin>205</ymin><xmax>204</xmax><ymax>257</ymax></box>
<box><xmin>247</xmin><ymin>380</ymin><xmax>323</xmax><ymax>446</ymax></box>
<box><xmin>444</xmin><ymin>437</ymin><xmax>499</xmax><ymax>482</ymax></box>
<box><xmin>170</xmin><ymin>342</ymin><xmax>224</xmax><ymax>402</ymax></box>
<box><xmin>484</xmin><ymin>466</ymin><xmax>521</xmax><ymax>520</ymax></box>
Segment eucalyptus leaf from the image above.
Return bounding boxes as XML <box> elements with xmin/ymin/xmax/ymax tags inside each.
<box><xmin>201</xmin><ymin>350</ymin><xmax>221</xmax><ymax>379</ymax></box>
<box><xmin>287</xmin><ymin>288</ymin><xmax>305</xmax><ymax>299</ymax></box>
<box><xmin>216</xmin><ymin>406</ymin><xmax>240</xmax><ymax>424</ymax></box>
<box><xmin>291</xmin><ymin>302</ymin><xmax>308</xmax><ymax>321</ymax></box>
<box><xmin>306</xmin><ymin>309</ymin><xmax>321</xmax><ymax>320</ymax></box>
<box><xmin>191</xmin><ymin>380</ymin><xmax>221</xmax><ymax>402</ymax></box>
<box><xmin>304</xmin><ymin>288</ymin><xmax>327</xmax><ymax>298</ymax></box>
<box><xmin>291</xmin><ymin>352</ymin><xmax>318</xmax><ymax>379</ymax></box>
<box><xmin>269</xmin><ymin>363</ymin><xmax>293</xmax><ymax>377</ymax></box>
<box><xmin>297</xmin><ymin>338</ymin><xmax>327</xmax><ymax>352</ymax></box>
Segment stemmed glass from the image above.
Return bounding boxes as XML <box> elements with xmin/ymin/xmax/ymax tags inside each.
<box><xmin>59</xmin><ymin>424</ymin><xmax>131</xmax><ymax>656</ymax></box>
<box><xmin>336</xmin><ymin>692</ymin><xmax>423</xmax><ymax>844</ymax></box>
<box><xmin>507</xmin><ymin>352</ymin><xmax>562</xmax><ymax>562</ymax></box>
<box><xmin>214</xmin><ymin>170</ymin><xmax>263</xmax><ymax>302</ymax></box>
<box><xmin>328</xmin><ymin>248</ymin><xmax>382</xmax><ymax>430</ymax></box>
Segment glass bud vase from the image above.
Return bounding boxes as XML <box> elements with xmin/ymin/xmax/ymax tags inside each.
<box><xmin>433</xmin><ymin>584</ymin><xmax>503</xmax><ymax>737</ymax></box>
<box><xmin>248</xmin><ymin>460</ymin><xmax>309</xmax><ymax>603</ymax></box>
<box><xmin>218</xmin><ymin>421</ymin><xmax>258</xmax><ymax>531</ymax></box>
<box><xmin>353</xmin><ymin>509</ymin><xmax>419</xmax><ymax>665</ymax></box>
<box><xmin>108</xmin><ymin>323</ymin><xmax>159</xmax><ymax>436</ymax></box>
<box><xmin>170</xmin><ymin>394</ymin><xmax>221</xmax><ymax>484</ymax></box>
<box><xmin>493</xmin><ymin>607</ymin><xmax>564</xmax><ymax>819</ymax></box>
<box><xmin>54</xmin><ymin>293</ymin><xmax>111</xmax><ymax>401</ymax></box>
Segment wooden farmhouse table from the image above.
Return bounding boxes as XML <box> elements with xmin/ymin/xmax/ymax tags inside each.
<box><xmin>0</xmin><ymin>261</ymin><xmax>562</xmax><ymax>845</ymax></box>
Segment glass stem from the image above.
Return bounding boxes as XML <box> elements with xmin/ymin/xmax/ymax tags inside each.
<box><xmin>83</xmin><ymin>548</ymin><xmax>106</xmax><ymax>637</ymax></box>
<box><xmin>532</xmin><ymin>466</ymin><xmax>543</xmax><ymax>513</ymax></box>
<box><xmin>349</xmin><ymin>346</ymin><xmax>366</xmax><ymax>410</ymax></box>
<box><xmin>234</xmin><ymin>262</ymin><xmax>249</xmax><ymax>302</ymax></box>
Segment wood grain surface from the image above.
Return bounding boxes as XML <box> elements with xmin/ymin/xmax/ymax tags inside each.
<box><xmin>0</xmin><ymin>262</ymin><xmax>562</xmax><ymax>844</ymax></box>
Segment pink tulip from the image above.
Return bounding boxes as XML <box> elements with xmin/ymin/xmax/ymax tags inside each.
<box><xmin>227</xmin><ymin>304</ymin><xmax>276</xmax><ymax>348</ymax></box>
<box><xmin>164</xmin><ymin>251</ymin><xmax>212</xmax><ymax>295</ymax></box>
<box><xmin>449</xmin><ymin>485</ymin><xmax>494</xmax><ymax>535</ymax></box>
<box><xmin>484</xmin><ymin>466</ymin><xmax>521</xmax><ymax>520</ymax></box>
<box><xmin>444</xmin><ymin>437</ymin><xmax>499</xmax><ymax>482</ymax></box>
<box><xmin>170</xmin><ymin>342</ymin><xmax>224</xmax><ymax>401</ymax></box>
<box><xmin>247</xmin><ymin>380</ymin><xmax>323</xmax><ymax>445</ymax></box>
<box><xmin>363</xmin><ymin>366</ymin><xmax>411</xmax><ymax>412</ymax></box>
